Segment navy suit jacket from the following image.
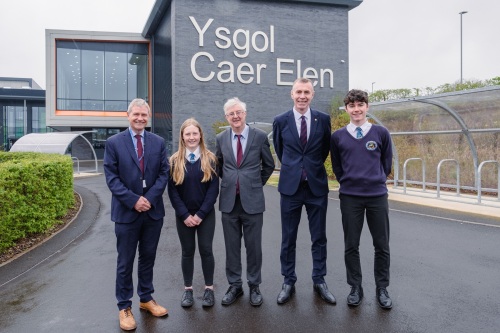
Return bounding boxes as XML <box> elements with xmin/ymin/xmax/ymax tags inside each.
<box><xmin>273</xmin><ymin>109</ymin><xmax>331</xmax><ymax>197</ymax></box>
<box><xmin>104</xmin><ymin>129</ymin><xmax>169</xmax><ymax>223</ymax></box>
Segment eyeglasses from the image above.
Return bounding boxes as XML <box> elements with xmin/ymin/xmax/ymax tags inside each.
<box><xmin>225</xmin><ymin>110</ymin><xmax>245</xmax><ymax>118</ymax></box>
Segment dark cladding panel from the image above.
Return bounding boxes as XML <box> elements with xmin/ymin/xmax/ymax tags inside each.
<box><xmin>166</xmin><ymin>0</ymin><xmax>349</xmax><ymax>150</ymax></box>
<box><xmin>152</xmin><ymin>7</ymin><xmax>174</xmax><ymax>155</ymax></box>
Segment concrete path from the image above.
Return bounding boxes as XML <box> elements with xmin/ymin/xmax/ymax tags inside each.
<box><xmin>0</xmin><ymin>174</ymin><xmax>499</xmax><ymax>332</ymax></box>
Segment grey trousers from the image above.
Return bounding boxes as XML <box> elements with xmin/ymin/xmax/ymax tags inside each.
<box><xmin>221</xmin><ymin>195</ymin><xmax>263</xmax><ymax>287</ymax></box>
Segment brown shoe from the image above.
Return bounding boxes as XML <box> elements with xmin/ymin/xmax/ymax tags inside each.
<box><xmin>119</xmin><ymin>307</ymin><xmax>137</xmax><ymax>331</ymax></box>
<box><xmin>139</xmin><ymin>299</ymin><xmax>168</xmax><ymax>317</ymax></box>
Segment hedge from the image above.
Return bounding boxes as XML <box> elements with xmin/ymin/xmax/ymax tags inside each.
<box><xmin>0</xmin><ymin>152</ymin><xmax>75</xmax><ymax>254</ymax></box>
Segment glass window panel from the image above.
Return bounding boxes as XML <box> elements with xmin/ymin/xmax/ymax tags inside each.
<box><xmin>108</xmin><ymin>128</ymin><xmax>120</xmax><ymax>135</ymax></box>
<box><xmin>92</xmin><ymin>128</ymin><xmax>107</xmax><ymax>148</ymax></box>
<box><xmin>105</xmin><ymin>100</ymin><xmax>128</xmax><ymax>111</ymax></box>
<box><xmin>5</xmin><ymin>106</ymin><xmax>24</xmax><ymax>139</ymax></box>
<box><xmin>56</xmin><ymin>40</ymin><xmax>149</xmax><ymax>112</ymax></box>
<box><xmin>32</xmin><ymin>106</ymin><xmax>47</xmax><ymax>133</ymax></box>
<box><xmin>7</xmin><ymin>106</ymin><xmax>15</xmax><ymax>129</ymax></box>
<box><xmin>129</xmin><ymin>53</ymin><xmax>148</xmax><ymax>100</ymax></box>
<box><xmin>105</xmin><ymin>51</ymin><xmax>128</xmax><ymax>101</ymax></box>
<box><xmin>82</xmin><ymin>50</ymin><xmax>104</xmax><ymax>101</ymax></box>
<box><xmin>57</xmin><ymin>99</ymin><xmax>81</xmax><ymax>110</ymax></box>
<box><xmin>57</xmin><ymin>47</ymin><xmax>81</xmax><ymax>99</ymax></box>
<box><xmin>82</xmin><ymin>100</ymin><xmax>105</xmax><ymax>111</ymax></box>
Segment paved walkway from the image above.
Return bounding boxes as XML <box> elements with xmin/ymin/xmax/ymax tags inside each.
<box><xmin>0</xmin><ymin>173</ymin><xmax>499</xmax><ymax>332</ymax></box>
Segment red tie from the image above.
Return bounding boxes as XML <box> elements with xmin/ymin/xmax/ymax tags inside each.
<box><xmin>236</xmin><ymin>135</ymin><xmax>243</xmax><ymax>167</ymax></box>
<box><xmin>135</xmin><ymin>134</ymin><xmax>144</xmax><ymax>174</ymax></box>
<box><xmin>236</xmin><ymin>134</ymin><xmax>242</xmax><ymax>194</ymax></box>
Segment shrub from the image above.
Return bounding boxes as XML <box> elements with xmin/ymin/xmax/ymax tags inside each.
<box><xmin>0</xmin><ymin>152</ymin><xmax>75</xmax><ymax>254</ymax></box>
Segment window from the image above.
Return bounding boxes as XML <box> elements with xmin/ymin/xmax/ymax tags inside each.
<box><xmin>32</xmin><ymin>106</ymin><xmax>47</xmax><ymax>133</ymax></box>
<box><xmin>56</xmin><ymin>41</ymin><xmax>149</xmax><ymax>112</ymax></box>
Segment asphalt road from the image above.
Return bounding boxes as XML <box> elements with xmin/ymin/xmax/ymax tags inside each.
<box><xmin>0</xmin><ymin>174</ymin><xmax>499</xmax><ymax>333</ymax></box>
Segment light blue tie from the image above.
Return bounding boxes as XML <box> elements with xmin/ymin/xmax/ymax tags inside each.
<box><xmin>189</xmin><ymin>153</ymin><xmax>195</xmax><ymax>164</ymax></box>
<box><xmin>356</xmin><ymin>127</ymin><xmax>363</xmax><ymax>139</ymax></box>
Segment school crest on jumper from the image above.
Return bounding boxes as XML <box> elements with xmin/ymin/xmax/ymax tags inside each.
<box><xmin>366</xmin><ymin>141</ymin><xmax>377</xmax><ymax>150</ymax></box>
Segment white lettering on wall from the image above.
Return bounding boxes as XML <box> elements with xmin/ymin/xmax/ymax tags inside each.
<box><xmin>189</xmin><ymin>17</ymin><xmax>334</xmax><ymax>88</ymax></box>
<box><xmin>277</xmin><ymin>58</ymin><xmax>334</xmax><ymax>88</ymax></box>
<box><xmin>191</xmin><ymin>52</ymin><xmax>214</xmax><ymax>81</ymax></box>
<box><xmin>192</xmin><ymin>52</ymin><xmax>266</xmax><ymax>84</ymax></box>
<box><xmin>215</xmin><ymin>27</ymin><xmax>231</xmax><ymax>49</ymax></box>
<box><xmin>189</xmin><ymin>16</ymin><xmax>214</xmax><ymax>47</ymax></box>
<box><xmin>276</xmin><ymin>58</ymin><xmax>294</xmax><ymax>86</ymax></box>
<box><xmin>320</xmin><ymin>68</ymin><xmax>334</xmax><ymax>88</ymax></box>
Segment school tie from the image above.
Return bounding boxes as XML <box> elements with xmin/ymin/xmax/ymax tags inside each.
<box><xmin>300</xmin><ymin>116</ymin><xmax>307</xmax><ymax>148</ymax></box>
<box><xmin>356</xmin><ymin>127</ymin><xmax>363</xmax><ymax>139</ymax></box>
<box><xmin>189</xmin><ymin>153</ymin><xmax>195</xmax><ymax>164</ymax></box>
<box><xmin>299</xmin><ymin>116</ymin><xmax>307</xmax><ymax>181</ymax></box>
<box><xmin>135</xmin><ymin>134</ymin><xmax>144</xmax><ymax>174</ymax></box>
<box><xmin>236</xmin><ymin>134</ymin><xmax>243</xmax><ymax>194</ymax></box>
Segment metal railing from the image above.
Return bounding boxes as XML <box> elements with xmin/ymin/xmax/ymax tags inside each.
<box><xmin>71</xmin><ymin>156</ymin><xmax>80</xmax><ymax>174</ymax></box>
<box><xmin>403</xmin><ymin>158</ymin><xmax>425</xmax><ymax>194</ymax></box>
<box><xmin>436</xmin><ymin>159</ymin><xmax>460</xmax><ymax>198</ymax></box>
<box><xmin>400</xmin><ymin>157</ymin><xmax>499</xmax><ymax>205</ymax></box>
<box><xmin>477</xmin><ymin>160</ymin><xmax>500</xmax><ymax>204</ymax></box>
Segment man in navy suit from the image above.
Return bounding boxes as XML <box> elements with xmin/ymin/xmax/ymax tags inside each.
<box><xmin>273</xmin><ymin>78</ymin><xmax>335</xmax><ymax>305</ymax></box>
<box><xmin>104</xmin><ymin>99</ymin><xmax>169</xmax><ymax>331</ymax></box>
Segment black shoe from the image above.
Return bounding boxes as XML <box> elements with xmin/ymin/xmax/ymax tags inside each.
<box><xmin>277</xmin><ymin>283</ymin><xmax>295</xmax><ymax>304</ymax></box>
<box><xmin>181</xmin><ymin>289</ymin><xmax>194</xmax><ymax>307</ymax></box>
<box><xmin>347</xmin><ymin>285</ymin><xmax>363</xmax><ymax>307</ymax></box>
<box><xmin>377</xmin><ymin>287</ymin><xmax>392</xmax><ymax>309</ymax></box>
<box><xmin>249</xmin><ymin>285</ymin><xmax>263</xmax><ymax>306</ymax></box>
<box><xmin>313</xmin><ymin>283</ymin><xmax>336</xmax><ymax>304</ymax></box>
<box><xmin>221</xmin><ymin>286</ymin><xmax>244</xmax><ymax>306</ymax></box>
<box><xmin>202</xmin><ymin>288</ymin><xmax>215</xmax><ymax>307</ymax></box>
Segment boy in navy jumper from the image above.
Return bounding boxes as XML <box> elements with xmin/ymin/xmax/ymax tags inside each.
<box><xmin>330</xmin><ymin>89</ymin><xmax>393</xmax><ymax>309</ymax></box>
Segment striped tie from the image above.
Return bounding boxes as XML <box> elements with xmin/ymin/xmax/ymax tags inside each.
<box><xmin>356</xmin><ymin>127</ymin><xmax>363</xmax><ymax>139</ymax></box>
<box><xmin>135</xmin><ymin>134</ymin><xmax>144</xmax><ymax>174</ymax></box>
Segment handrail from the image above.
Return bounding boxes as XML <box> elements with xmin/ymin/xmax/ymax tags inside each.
<box><xmin>436</xmin><ymin>159</ymin><xmax>460</xmax><ymax>198</ymax></box>
<box><xmin>71</xmin><ymin>156</ymin><xmax>80</xmax><ymax>174</ymax></box>
<box><xmin>477</xmin><ymin>160</ymin><xmax>499</xmax><ymax>203</ymax></box>
<box><xmin>403</xmin><ymin>158</ymin><xmax>425</xmax><ymax>194</ymax></box>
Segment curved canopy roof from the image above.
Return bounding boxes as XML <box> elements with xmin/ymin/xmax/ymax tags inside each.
<box><xmin>365</xmin><ymin>86</ymin><xmax>500</xmax><ymax>188</ymax></box>
<box><xmin>10</xmin><ymin>131</ymin><xmax>98</xmax><ymax>173</ymax></box>
<box><xmin>368</xmin><ymin>86</ymin><xmax>500</xmax><ymax>133</ymax></box>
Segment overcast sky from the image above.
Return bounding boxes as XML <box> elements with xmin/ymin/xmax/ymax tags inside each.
<box><xmin>1</xmin><ymin>0</ymin><xmax>498</xmax><ymax>92</ymax></box>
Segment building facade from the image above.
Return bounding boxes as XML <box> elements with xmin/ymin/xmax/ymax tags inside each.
<box><xmin>143</xmin><ymin>0</ymin><xmax>361</xmax><ymax>152</ymax></box>
<box><xmin>42</xmin><ymin>0</ymin><xmax>361</xmax><ymax>155</ymax></box>
<box><xmin>0</xmin><ymin>78</ymin><xmax>47</xmax><ymax>151</ymax></box>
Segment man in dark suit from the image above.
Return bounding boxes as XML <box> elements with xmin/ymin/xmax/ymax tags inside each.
<box><xmin>104</xmin><ymin>98</ymin><xmax>169</xmax><ymax>331</ymax></box>
<box><xmin>216</xmin><ymin>97</ymin><xmax>275</xmax><ymax>307</ymax></box>
<box><xmin>273</xmin><ymin>78</ymin><xmax>335</xmax><ymax>305</ymax></box>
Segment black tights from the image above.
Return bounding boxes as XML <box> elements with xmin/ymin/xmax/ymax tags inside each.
<box><xmin>176</xmin><ymin>209</ymin><xmax>215</xmax><ymax>287</ymax></box>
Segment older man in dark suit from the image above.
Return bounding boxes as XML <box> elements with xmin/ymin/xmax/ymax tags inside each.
<box><xmin>273</xmin><ymin>78</ymin><xmax>335</xmax><ymax>305</ymax></box>
<box><xmin>104</xmin><ymin>98</ymin><xmax>169</xmax><ymax>331</ymax></box>
<box><xmin>216</xmin><ymin>97</ymin><xmax>275</xmax><ymax>307</ymax></box>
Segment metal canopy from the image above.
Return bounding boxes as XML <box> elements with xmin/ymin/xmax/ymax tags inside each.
<box><xmin>10</xmin><ymin>131</ymin><xmax>98</xmax><ymax>173</ymax></box>
<box><xmin>366</xmin><ymin>86</ymin><xmax>500</xmax><ymax>189</ymax></box>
